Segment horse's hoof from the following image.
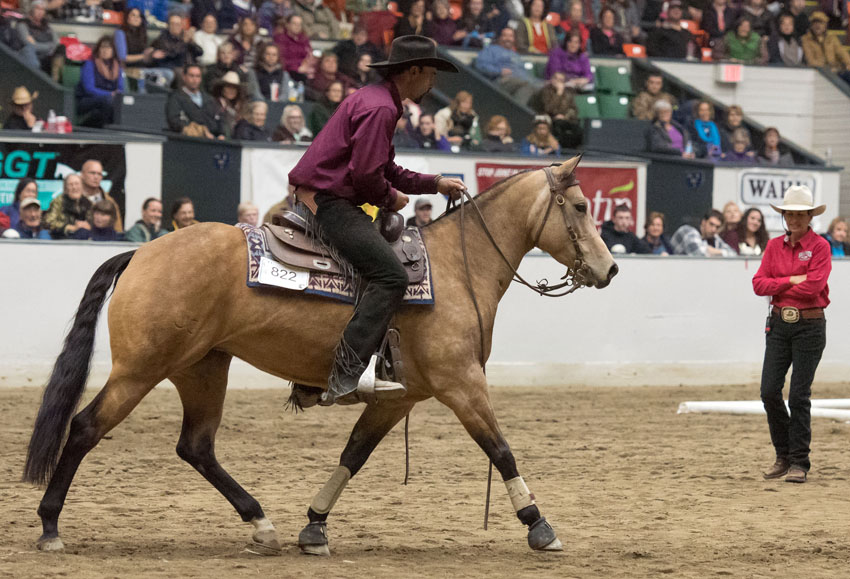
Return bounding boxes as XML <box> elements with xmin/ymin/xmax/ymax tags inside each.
<box><xmin>251</xmin><ymin>529</ymin><xmax>282</xmax><ymax>554</ymax></box>
<box><xmin>527</xmin><ymin>516</ymin><xmax>563</xmax><ymax>552</ymax></box>
<box><xmin>298</xmin><ymin>521</ymin><xmax>329</xmax><ymax>556</ymax></box>
<box><xmin>36</xmin><ymin>536</ymin><xmax>64</xmax><ymax>552</ymax></box>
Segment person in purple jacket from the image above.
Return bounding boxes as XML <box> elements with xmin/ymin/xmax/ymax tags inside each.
<box><xmin>75</xmin><ymin>36</ymin><xmax>124</xmax><ymax>128</ymax></box>
<box><xmin>544</xmin><ymin>30</ymin><xmax>594</xmax><ymax>91</ymax></box>
<box><xmin>288</xmin><ymin>35</ymin><xmax>466</xmax><ymax>406</ymax></box>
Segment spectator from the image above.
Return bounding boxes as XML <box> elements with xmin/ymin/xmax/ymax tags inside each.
<box><xmin>238</xmin><ymin>201</ymin><xmax>260</xmax><ymax>226</ymax></box>
<box><xmin>767</xmin><ymin>12</ymin><xmax>805</xmax><ymax>66</ymax></box>
<box><xmin>255</xmin><ymin>43</ymin><xmax>291</xmax><ymax>101</ymax></box>
<box><xmin>392</xmin><ymin>113</ymin><xmax>421</xmax><ymax>148</ymax></box>
<box><xmin>151</xmin><ymin>13</ymin><xmax>203</xmax><ymax>73</ymax></box>
<box><xmin>690</xmin><ymin>100</ymin><xmax>722</xmax><ymax>159</ymax></box>
<box><xmin>722</xmin><ymin>18</ymin><xmax>763</xmax><ymax>64</ymax></box>
<box><xmin>801</xmin><ymin>12</ymin><xmax>850</xmax><ymax>82</ymax></box>
<box><xmin>406</xmin><ymin>197</ymin><xmax>433</xmax><ymax>226</ymax></box>
<box><xmin>719</xmin><ymin>104</ymin><xmax>750</xmax><ymax>152</ymax></box>
<box><xmin>671</xmin><ymin>209</ymin><xmax>736</xmax><ymax>257</ymax></box>
<box><xmin>702</xmin><ymin>0</ymin><xmax>739</xmax><ymax>42</ymax></box>
<box><xmin>115</xmin><ymin>8</ymin><xmax>170</xmax><ymax>90</ymax></box>
<box><xmin>408</xmin><ymin>113</ymin><xmax>451</xmax><ymax>150</ymax></box>
<box><xmin>721</xmin><ymin>201</ymin><xmax>742</xmax><ymax>236</ymax></box>
<box><xmin>3</xmin><ymin>87</ymin><xmax>39</xmax><ymax>131</ymax></box>
<box><xmin>234</xmin><ymin>100</ymin><xmax>272</xmax><ymax>141</ymax></box>
<box><xmin>16</xmin><ymin>0</ymin><xmax>64</xmax><ymax>82</ymax></box>
<box><xmin>520</xmin><ymin>114</ymin><xmax>561</xmax><ymax>156</ymax></box>
<box><xmin>545</xmin><ymin>31</ymin><xmax>594</xmax><ymax>91</ymax></box>
<box><xmin>81</xmin><ymin>160</ymin><xmax>124</xmax><ymax>232</ymax></box>
<box><xmin>642</xmin><ymin>211</ymin><xmax>674</xmax><ymax>255</ymax></box>
<box><xmin>426</xmin><ymin>0</ymin><xmax>460</xmax><ymax>46</ymax></box>
<box><xmin>601</xmin><ymin>204</ymin><xmax>650</xmax><ymax>254</ymax></box>
<box><xmin>76</xmin><ymin>36</ymin><xmax>124</xmax><ymax>129</ymax></box>
<box><xmin>191</xmin><ymin>0</ymin><xmax>238</xmax><ymax>30</ymax></box>
<box><xmin>475</xmin><ymin>27</ymin><xmax>545</xmax><ymax>105</ymax></box>
<box><xmin>82</xmin><ymin>200</ymin><xmax>122</xmax><ymax>241</ymax></box>
<box><xmin>203</xmin><ymin>43</ymin><xmax>251</xmax><ymax>93</ymax></box>
<box><xmin>531</xmin><ymin>71</ymin><xmax>582</xmax><ymax>149</ymax></box>
<box><xmin>646</xmin><ymin>0</ymin><xmax>693</xmax><ymax>59</ymax></box>
<box><xmin>290</xmin><ymin>0</ymin><xmax>340</xmax><ymax>39</ymax></box>
<box><xmin>308</xmin><ymin>80</ymin><xmax>343</xmax><ymax>135</ymax></box>
<box><xmin>757</xmin><ymin>127</ymin><xmax>794</xmax><ymax>166</ymax></box>
<box><xmin>516</xmin><ymin>0</ymin><xmax>558</xmax><ymax>54</ymax></box>
<box><xmin>434</xmin><ymin>90</ymin><xmax>481</xmax><ymax>149</ymax></box>
<box><xmin>395</xmin><ymin>0</ymin><xmax>427</xmax><ymax>37</ymax></box>
<box><xmin>822</xmin><ymin>216</ymin><xmax>850</xmax><ymax>257</ymax></box>
<box><xmin>258</xmin><ymin>0</ymin><xmax>293</xmax><ymax>34</ymax></box>
<box><xmin>307</xmin><ymin>51</ymin><xmax>354</xmax><ymax>100</ymax></box>
<box><xmin>786</xmin><ymin>0</ymin><xmax>809</xmax><ymax>39</ymax></box>
<box><xmin>43</xmin><ymin>174</ymin><xmax>92</xmax><ymax>239</ymax></box>
<box><xmin>194</xmin><ymin>13</ymin><xmax>225</xmax><ymax>67</ymax></box>
<box><xmin>559</xmin><ymin>0</ymin><xmax>590</xmax><ymax>51</ymax></box>
<box><xmin>609</xmin><ymin>0</ymin><xmax>643</xmax><ymax>44</ymax></box>
<box><xmin>590</xmin><ymin>7</ymin><xmax>625</xmax><ymax>56</ymax></box>
<box><xmin>645</xmin><ymin>100</ymin><xmax>695</xmax><ymax>158</ymax></box>
<box><xmin>125</xmin><ymin>197</ymin><xmax>168</xmax><ymax>242</ymax></box>
<box><xmin>274</xmin><ymin>14</ymin><xmax>315</xmax><ymax>82</ymax></box>
<box><xmin>272</xmin><ymin>104</ymin><xmax>313</xmax><ymax>142</ymax></box>
<box><xmin>170</xmin><ymin>197</ymin><xmax>199</xmax><ymax>230</ymax></box>
<box><xmin>631</xmin><ymin>73</ymin><xmax>677</xmax><ymax>121</ymax></box>
<box><xmin>723</xmin><ymin>206</ymin><xmax>768</xmax><ymax>255</ymax></box>
<box><xmin>11</xmin><ymin>198</ymin><xmax>51</xmax><ymax>239</ymax></box>
<box><xmin>478</xmin><ymin>114</ymin><xmax>516</xmax><ymax>152</ymax></box>
<box><xmin>211</xmin><ymin>71</ymin><xmax>246</xmax><ymax>138</ymax></box>
<box><xmin>740</xmin><ymin>0</ymin><xmax>774</xmax><ymax>36</ymax></box>
<box><xmin>1</xmin><ymin>178</ymin><xmax>39</xmax><ymax>229</ymax></box>
<box><xmin>332</xmin><ymin>25</ymin><xmax>383</xmax><ymax>78</ymax></box>
<box><xmin>351</xmin><ymin>53</ymin><xmax>380</xmax><ymax>88</ymax></box>
<box><xmin>230</xmin><ymin>17</ymin><xmax>263</xmax><ymax>68</ymax></box>
<box><xmin>1</xmin><ymin>12</ymin><xmax>33</xmax><ymax>68</ymax></box>
<box><xmin>166</xmin><ymin>64</ymin><xmax>225</xmax><ymax>138</ymax></box>
<box><xmin>720</xmin><ymin>127</ymin><xmax>757</xmax><ymax>162</ymax></box>
<box><xmin>230</xmin><ymin>0</ymin><xmax>256</xmax><ymax>23</ymax></box>
<box><xmin>456</xmin><ymin>0</ymin><xmax>498</xmax><ymax>48</ymax></box>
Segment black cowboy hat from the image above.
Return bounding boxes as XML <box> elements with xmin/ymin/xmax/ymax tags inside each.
<box><xmin>369</xmin><ymin>35</ymin><xmax>459</xmax><ymax>73</ymax></box>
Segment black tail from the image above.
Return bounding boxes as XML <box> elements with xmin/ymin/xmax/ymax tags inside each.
<box><xmin>22</xmin><ymin>250</ymin><xmax>136</xmax><ymax>486</ymax></box>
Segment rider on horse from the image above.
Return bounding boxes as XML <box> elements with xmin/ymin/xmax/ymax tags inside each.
<box><xmin>288</xmin><ymin>35</ymin><xmax>467</xmax><ymax>406</ymax></box>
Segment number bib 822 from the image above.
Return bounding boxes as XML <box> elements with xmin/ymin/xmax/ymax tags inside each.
<box><xmin>257</xmin><ymin>256</ymin><xmax>310</xmax><ymax>290</ymax></box>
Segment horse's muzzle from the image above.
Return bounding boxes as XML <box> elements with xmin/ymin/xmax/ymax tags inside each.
<box><xmin>594</xmin><ymin>262</ymin><xmax>619</xmax><ymax>289</ymax></box>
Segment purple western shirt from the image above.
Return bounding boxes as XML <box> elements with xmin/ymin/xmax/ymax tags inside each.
<box><xmin>288</xmin><ymin>82</ymin><xmax>438</xmax><ymax>209</ymax></box>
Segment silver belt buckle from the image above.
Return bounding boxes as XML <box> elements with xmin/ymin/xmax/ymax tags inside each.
<box><xmin>781</xmin><ymin>307</ymin><xmax>800</xmax><ymax>323</ymax></box>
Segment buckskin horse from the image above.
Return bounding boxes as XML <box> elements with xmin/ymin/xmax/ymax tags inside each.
<box><xmin>23</xmin><ymin>155</ymin><xmax>617</xmax><ymax>555</ymax></box>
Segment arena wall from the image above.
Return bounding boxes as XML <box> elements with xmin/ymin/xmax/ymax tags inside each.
<box><xmin>2</xmin><ymin>240</ymin><xmax>847</xmax><ymax>389</ymax></box>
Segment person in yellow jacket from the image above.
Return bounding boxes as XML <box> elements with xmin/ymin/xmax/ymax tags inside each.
<box><xmin>801</xmin><ymin>11</ymin><xmax>850</xmax><ymax>83</ymax></box>
<box><xmin>516</xmin><ymin>0</ymin><xmax>558</xmax><ymax>54</ymax></box>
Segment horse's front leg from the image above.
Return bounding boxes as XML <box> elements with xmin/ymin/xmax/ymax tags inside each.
<box><xmin>298</xmin><ymin>398</ymin><xmax>416</xmax><ymax>556</ymax></box>
<box><xmin>437</xmin><ymin>380</ymin><xmax>563</xmax><ymax>552</ymax></box>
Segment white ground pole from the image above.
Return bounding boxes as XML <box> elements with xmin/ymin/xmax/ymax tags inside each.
<box><xmin>677</xmin><ymin>400</ymin><xmax>850</xmax><ymax>423</ymax></box>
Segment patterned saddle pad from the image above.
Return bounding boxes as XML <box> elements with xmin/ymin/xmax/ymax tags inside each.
<box><xmin>236</xmin><ymin>223</ymin><xmax>435</xmax><ymax>305</ymax></box>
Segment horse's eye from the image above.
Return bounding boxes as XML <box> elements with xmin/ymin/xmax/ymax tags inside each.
<box><xmin>575</xmin><ymin>203</ymin><xmax>587</xmax><ymax>214</ymax></box>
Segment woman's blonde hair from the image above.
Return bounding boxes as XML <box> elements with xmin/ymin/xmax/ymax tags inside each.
<box><xmin>486</xmin><ymin>114</ymin><xmax>511</xmax><ymax>136</ymax></box>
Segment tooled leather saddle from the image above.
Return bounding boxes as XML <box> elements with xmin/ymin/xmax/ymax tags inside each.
<box><xmin>262</xmin><ymin>210</ymin><xmax>427</xmax><ymax>284</ymax></box>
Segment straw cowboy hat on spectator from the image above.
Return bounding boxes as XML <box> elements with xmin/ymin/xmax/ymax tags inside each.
<box><xmin>11</xmin><ymin>87</ymin><xmax>39</xmax><ymax>105</ymax></box>
<box><xmin>770</xmin><ymin>185</ymin><xmax>826</xmax><ymax>215</ymax></box>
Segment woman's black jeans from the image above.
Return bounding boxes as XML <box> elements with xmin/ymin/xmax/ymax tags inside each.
<box><xmin>760</xmin><ymin>314</ymin><xmax>826</xmax><ymax>472</ymax></box>
<box><xmin>314</xmin><ymin>193</ymin><xmax>408</xmax><ymax>399</ymax></box>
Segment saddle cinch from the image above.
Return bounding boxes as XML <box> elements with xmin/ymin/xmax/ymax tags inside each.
<box><xmin>263</xmin><ymin>210</ymin><xmax>426</xmax><ymax>284</ymax></box>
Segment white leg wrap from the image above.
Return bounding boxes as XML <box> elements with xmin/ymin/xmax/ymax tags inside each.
<box><xmin>251</xmin><ymin>517</ymin><xmax>275</xmax><ymax>533</ymax></box>
<box><xmin>505</xmin><ymin>476</ymin><xmax>536</xmax><ymax>511</ymax></box>
<box><xmin>310</xmin><ymin>465</ymin><xmax>351</xmax><ymax>515</ymax></box>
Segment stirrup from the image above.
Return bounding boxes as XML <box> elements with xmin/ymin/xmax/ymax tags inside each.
<box><xmin>319</xmin><ymin>355</ymin><xmax>407</xmax><ymax>406</ymax></box>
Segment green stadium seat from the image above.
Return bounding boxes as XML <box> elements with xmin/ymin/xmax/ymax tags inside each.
<box><xmin>61</xmin><ymin>64</ymin><xmax>81</xmax><ymax>90</ymax></box>
<box><xmin>598</xmin><ymin>94</ymin><xmax>631</xmax><ymax>119</ymax></box>
<box><xmin>575</xmin><ymin>94</ymin><xmax>601</xmax><ymax>119</ymax></box>
<box><xmin>532</xmin><ymin>61</ymin><xmax>547</xmax><ymax>79</ymax></box>
<box><xmin>595</xmin><ymin>65</ymin><xmax>633</xmax><ymax>95</ymax></box>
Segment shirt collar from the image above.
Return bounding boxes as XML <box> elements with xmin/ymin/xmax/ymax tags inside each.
<box><xmin>783</xmin><ymin>227</ymin><xmax>814</xmax><ymax>247</ymax></box>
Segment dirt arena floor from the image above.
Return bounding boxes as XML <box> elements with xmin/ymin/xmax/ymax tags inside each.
<box><xmin>2</xmin><ymin>383</ymin><xmax>850</xmax><ymax>578</ymax></box>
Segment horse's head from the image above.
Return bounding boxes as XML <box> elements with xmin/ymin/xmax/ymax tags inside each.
<box><xmin>529</xmin><ymin>155</ymin><xmax>618</xmax><ymax>289</ymax></box>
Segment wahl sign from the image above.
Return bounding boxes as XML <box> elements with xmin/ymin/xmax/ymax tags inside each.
<box><xmin>739</xmin><ymin>170</ymin><xmax>817</xmax><ymax>206</ymax></box>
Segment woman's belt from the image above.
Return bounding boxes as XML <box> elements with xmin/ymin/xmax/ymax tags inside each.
<box><xmin>772</xmin><ymin>306</ymin><xmax>825</xmax><ymax>323</ymax></box>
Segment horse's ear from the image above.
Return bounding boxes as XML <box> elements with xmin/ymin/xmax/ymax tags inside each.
<box><xmin>556</xmin><ymin>154</ymin><xmax>582</xmax><ymax>178</ymax></box>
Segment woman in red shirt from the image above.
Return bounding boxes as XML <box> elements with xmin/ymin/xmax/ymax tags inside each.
<box><xmin>752</xmin><ymin>186</ymin><xmax>831</xmax><ymax>484</ymax></box>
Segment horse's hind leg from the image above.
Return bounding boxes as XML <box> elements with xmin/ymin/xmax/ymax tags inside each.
<box><xmin>298</xmin><ymin>398</ymin><xmax>415</xmax><ymax>556</ymax></box>
<box><xmin>437</xmin><ymin>379</ymin><xmax>563</xmax><ymax>552</ymax></box>
<box><xmin>36</xmin><ymin>370</ymin><xmax>157</xmax><ymax>551</ymax></box>
<box><xmin>169</xmin><ymin>350</ymin><xmax>280</xmax><ymax>554</ymax></box>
